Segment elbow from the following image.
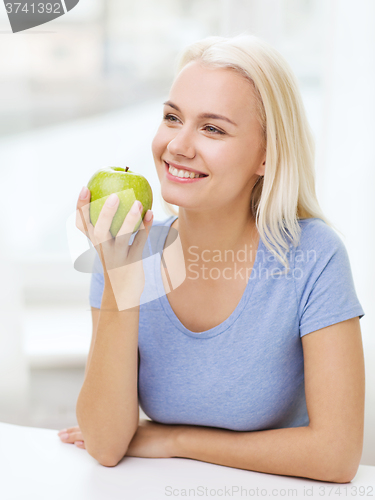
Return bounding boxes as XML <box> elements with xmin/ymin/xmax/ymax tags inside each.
<box><xmin>86</xmin><ymin>446</ymin><xmax>129</xmax><ymax>468</ymax></box>
<box><xmin>329</xmin><ymin>458</ymin><xmax>361</xmax><ymax>484</ymax></box>
<box><xmin>97</xmin><ymin>455</ymin><xmax>122</xmax><ymax>468</ymax></box>
<box><xmin>76</xmin><ymin>405</ymin><xmax>138</xmax><ymax>467</ymax></box>
<box><xmin>83</xmin><ymin>435</ymin><xmax>132</xmax><ymax>467</ymax></box>
<box><xmin>83</xmin><ymin>424</ymin><xmax>138</xmax><ymax>467</ymax></box>
<box><xmin>313</xmin><ymin>426</ymin><xmax>363</xmax><ymax>483</ymax></box>
<box><xmin>325</xmin><ymin>465</ymin><xmax>359</xmax><ymax>484</ymax></box>
<box><xmin>321</xmin><ymin>446</ymin><xmax>362</xmax><ymax>484</ymax></box>
<box><xmin>96</xmin><ymin>425</ymin><xmax>138</xmax><ymax>466</ymax></box>
<box><xmin>77</xmin><ymin>425</ymin><xmax>132</xmax><ymax>467</ymax></box>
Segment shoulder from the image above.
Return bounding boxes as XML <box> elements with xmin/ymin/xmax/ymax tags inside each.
<box><xmin>291</xmin><ymin>218</ymin><xmax>353</xmax><ymax>298</ymax></box>
<box><xmin>294</xmin><ymin>218</ymin><xmax>347</xmax><ymax>263</ymax></box>
<box><xmin>294</xmin><ymin>219</ymin><xmax>364</xmax><ymax>338</ymax></box>
<box><xmin>297</xmin><ymin>218</ymin><xmax>343</xmax><ymax>249</ymax></box>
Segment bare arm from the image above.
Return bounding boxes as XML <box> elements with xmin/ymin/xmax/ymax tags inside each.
<box><xmin>76</xmin><ymin>287</ymin><xmax>140</xmax><ymax>466</ymax></box>
<box><xmin>83</xmin><ymin>307</ymin><xmax>100</xmax><ymax>382</ymax></box>
<box><xmin>74</xmin><ymin>186</ymin><xmax>152</xmax><ymax>467</ymax></box>
<box><xmin>84</xmin><ymin>307</ymin><xmax>141</xmax><ymax>381</ymax></box>
<box><xmin>173</xmin><ymin>317</ymin><xmax>365</xmax><ymax>483</ymax></box>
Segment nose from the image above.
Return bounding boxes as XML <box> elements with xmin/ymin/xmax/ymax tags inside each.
<box><xmin>167</xmin><ymin>127</ymin><xmax>196</xmax><ymax>159</ymax></box>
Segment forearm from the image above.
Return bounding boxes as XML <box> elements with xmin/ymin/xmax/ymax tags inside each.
<box><xmin>174</xmin><ymin>424</ymin><xmax>349</xmax><ymax>483</ymax></box>
<box><xmin>76</xmin><ymin>285</ymin><xmax>140</xmax><ymax>465</ymax></box>
<box><xmin>84</xmin><ymin>313</ymin><xmax>98</xmax><ymax>382</ymax></box>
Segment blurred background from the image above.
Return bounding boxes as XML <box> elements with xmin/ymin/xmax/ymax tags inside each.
<box><xmin>0</xmin><ymin>0</ymin><xmax>374</xmax><ymax>466</ymax></box>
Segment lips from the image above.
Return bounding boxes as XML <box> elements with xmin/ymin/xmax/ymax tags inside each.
<box><xmin>164</xmin><ymin>161</ymin><xmax>208</xmax><ymax>176</ymax></box>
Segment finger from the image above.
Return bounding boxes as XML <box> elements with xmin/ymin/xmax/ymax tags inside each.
<box><xmin>57</xmin><ymin>427</ymin><xmax>75</xmax><ymax>436</ymax></box>
<box><xmin>127</xmin><ymin>209</ymin><xmax>153</xmax><ymax>261</ymax></box>
<box><xmin>76</xmin><ymin>187</ymin><xmax>93</xmax><ymax>238</ymax></box>
<box><xmin>93</xmin><ymin>193</ymin><xmax>119</xmax><ymax>245</ymax></box>
<box><xmin>59</xmin><ymin>430</ymin><xmax>84</xmax><ymax>443</ymax></box>
<box><xmin>66</xmin><ymin>426</ymin><xmax>80</xmax><ymax>432</ymax></box>
<box><xmin>75</xmin><ymin>441</ymin><xmax>85</xmax><ymax>448</ymax></box>
<box><xmin>115</xmin><ymin>200</ymin><xmax>144</xmax><ymax>246</ymax></box>
<box><xmin>116</xmin><ymin>203</ymin><xmax>153</xmax><ymax>251</ymax></box>
<box><xmin>112</xmin><ymin>201</ymin><xmax>147</xmax><ymax>268</ymax></box>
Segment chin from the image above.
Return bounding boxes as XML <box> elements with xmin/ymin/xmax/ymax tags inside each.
<box><xmin>161</xmin><ymin>192</ymin><xmax>182</xmax><ymax>209</ymax></box>
<box><xmin>162</xmin><ymin>189</ymin><xmax>189</xmax><ymax>211</ymax></box>
<box><xmin>160</xmin><ymin>180</ymin><xmax>201</xmax><ymax>210</ymax></box>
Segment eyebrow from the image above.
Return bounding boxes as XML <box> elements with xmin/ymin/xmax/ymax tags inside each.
<box><xmin>163</xmin><ymin>101</ymin><xmax>238</xmax><ymax>127</ymax></box>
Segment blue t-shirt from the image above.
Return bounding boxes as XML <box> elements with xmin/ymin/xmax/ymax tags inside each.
<box><xmin>89</xmin><ymin>216</ymin><xmax>364</xmax><ymax>432</ymax></box>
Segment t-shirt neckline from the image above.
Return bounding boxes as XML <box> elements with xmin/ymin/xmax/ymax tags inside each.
<box><xmin>154</xmin><ymin>215</ymin><xmax>262</xmax><ymax>339</ymax></box>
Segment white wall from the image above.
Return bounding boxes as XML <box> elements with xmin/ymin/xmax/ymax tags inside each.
<box><xmin>317</xmin><ymin>0</ymin><xmax>375</xmax><ymax>466</ymax></box>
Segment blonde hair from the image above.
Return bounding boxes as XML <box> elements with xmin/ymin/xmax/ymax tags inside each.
<box><xmin>163</xmin><ymin>33</ymin><xmax>334</xmax><ymax>272</ymax></box>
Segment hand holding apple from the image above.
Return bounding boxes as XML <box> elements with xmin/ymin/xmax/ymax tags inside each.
<box><xmin>87</xmin><ymin>166</ymin><xmax>153</xmax><ymax>238</ymax></box>
<box><xmin>75</xmin><ymin>184</ymin><xmax>153</xmax><ymax>309</ymax></box>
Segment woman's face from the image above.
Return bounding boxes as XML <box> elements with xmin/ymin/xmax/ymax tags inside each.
<box><xmin>151</xmin><ymin>61</ymin><xmax>266</xmax><ymax>213</ymax></box>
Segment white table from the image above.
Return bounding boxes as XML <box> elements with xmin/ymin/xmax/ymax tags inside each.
<box><xmin>1</xmin><ymin>421</ymin><xmax>374</xmax><ymax>500</ymax></box>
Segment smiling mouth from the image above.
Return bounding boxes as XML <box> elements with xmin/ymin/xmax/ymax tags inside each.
<box><xmin>164</xmin><ymin>161</ymin><xmax>208</xmax><ymax>178</ymax></box>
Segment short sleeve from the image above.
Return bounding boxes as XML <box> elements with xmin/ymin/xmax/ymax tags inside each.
<box><xmin>89</xmin><ymin>251</ymin><xmax>104</xmax><ymax>309</ymax></box>
<box><xmin>296</xmin><ymin>222</ymin><xmax>365</xmax><ymax>337</ymax></box>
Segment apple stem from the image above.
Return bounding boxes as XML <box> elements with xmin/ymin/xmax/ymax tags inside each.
<box><xmin>125</xmin><ymin>166</ymin><xmax>129</xmax><ymax>172</ymax></box>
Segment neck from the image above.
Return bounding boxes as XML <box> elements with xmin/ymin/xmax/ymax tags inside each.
<box><xmin>174</xmin><ymin>204</ymin><xmax>259</xmax><ymax>269</ymax></box>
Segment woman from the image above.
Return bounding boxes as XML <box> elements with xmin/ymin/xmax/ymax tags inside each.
<box><xmin>58</xmin><ymin>34</ymin><xmax>365</xmax><ymax>483</ymax></box>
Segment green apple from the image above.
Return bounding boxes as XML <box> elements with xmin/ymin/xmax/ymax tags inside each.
<box><xmin>87</xmin><ymin>166</ymin><xmax>153</xmax><ymax>237</ymax></box>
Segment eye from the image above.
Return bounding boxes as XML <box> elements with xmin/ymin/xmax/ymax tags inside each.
<box><xmin>163</xmin><ymin>114</ymin><xmax>225</xmax><ymax>135</ymax></box>
<box><xmin>204</xmin><ymin>125</ymin><xmax>224</xmax><ymax>135</ymax></box>
<box><xmin>163</xmin><ymin>113</ymin><xmax>180</xmax><ymax>124</ymax></box>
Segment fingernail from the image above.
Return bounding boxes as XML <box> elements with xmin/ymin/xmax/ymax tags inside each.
<box><xmin>79</xmin><ymin>186</ymin><xmax>88</xmax><ymax>200</ymax></box>
<box><xmin>144</xmin><ymin>210</ymin><xmax>153</xmax><ymax>222</ymax></box>
<box><xmin>106</xmin><ymin>193</ymin><xmax>118</xmax><ymax>207</ymax></box>
<box><xmin>60</xmin><ymin>433</ymin><xmax>69</xmax><ymax>440</ymax></box>
<box><xmin>130</xmin><ymin>200</ymin><xmax>141</xmax><ymax>214</ymax></box>
<box><xmin>57</xmin><ymin>428</ymin><xmax>67</xmax><ymax>436</ymax></box>
<box><xmin>75</xmin><ymin>441</ymin><xmax>84</xmax><ymax>446</ymax></box>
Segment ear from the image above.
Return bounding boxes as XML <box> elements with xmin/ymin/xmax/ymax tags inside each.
<box><xmin>255</xmin><ymin>158</ymin><xmax>266</xmax><ymax>177</ymax></box>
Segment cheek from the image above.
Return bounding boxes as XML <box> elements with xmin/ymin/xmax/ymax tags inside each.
<box><xmin>206</xmin><ymin>144</ymin><xmax>238</xmax><ymax>175</ymax></box>
<box><xmin>152</xmin><ymin>124</ymin><xmax>177</xmax><ymax>159</ymax></box>
<box><xmin>151</xmin><ymin>128</ymin><xmax>167</xmax><ymax>159</ymax></box>
<box><xmin>221</xmin><ymin>136</ymin><xmax>261</xmax><ymax>172</ymax></box>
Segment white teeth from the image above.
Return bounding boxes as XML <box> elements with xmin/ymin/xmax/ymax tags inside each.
<box><xmin>168</xmin><ymin>164</ymin><xmax>204</xmax><ymax>179</ymax></box>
